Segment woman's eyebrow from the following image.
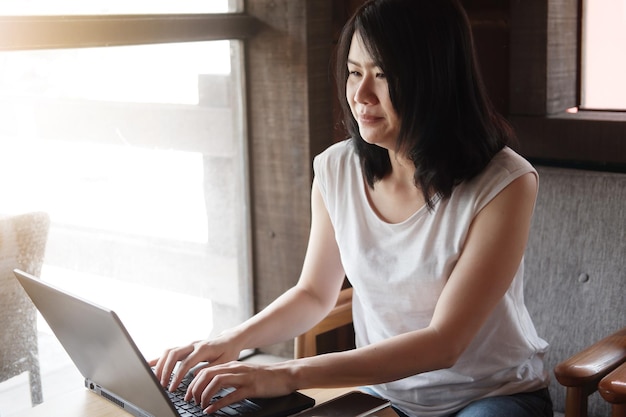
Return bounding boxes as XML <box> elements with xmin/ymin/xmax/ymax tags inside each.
<box><xmin>347</xmin><ymin>58</ymin><xmax>376</xmax><ymax>68</ymax></box>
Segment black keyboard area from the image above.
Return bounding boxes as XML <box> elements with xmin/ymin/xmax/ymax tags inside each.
<box><xmin>167</xmin><ymin>375</ymin><xmax>261</xmax><ymax>417</ymax></box>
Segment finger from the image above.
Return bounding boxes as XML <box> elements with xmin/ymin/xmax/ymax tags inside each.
<box><xmin>161</xmin><ymin>346</ymin><xmax>193</xmax><ymax>388</ymax></box>
<box><xmin>184</xmin><ymin>367</ymin><xmax>211</xmax><ymax>403</ymax></box>
<box><xmin>151</xmin><ymin>348</ymin><xmax>175</xmax><ymax>385</ymax></box>
<box><xmin>169</xmin><ymin>346</ymin><xmax>204</xmax><ymax>391</ymax></box>
<box><xmin>187</xmin><ymin>367</ymin><xmax>230</xmax><ymax>405</ymax></box>
<box><xmin>200</xmin><ymin>374</ymin><xmax>238</xmax><ymax>410</ymax></box>
<box><xmin>179</xmin><ymin>362</ymin><xmax>209</xmax><ymax>401</ymax></box>
<box><xmin>203</xmin><ymin>384</ymin><xmax>251</xmax><ymax>414</ymax></box>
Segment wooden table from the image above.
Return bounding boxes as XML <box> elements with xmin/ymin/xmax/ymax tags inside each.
<box><xmin>14</xmin><ymin>386</ymin><xmax>398</xmax><ymax>417</ymax></box>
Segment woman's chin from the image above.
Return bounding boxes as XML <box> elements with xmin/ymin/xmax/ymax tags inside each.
<box><xmin>360</xmin><ymin>135</ymin><xmax>392</xmax><ymax>150</ymax></box>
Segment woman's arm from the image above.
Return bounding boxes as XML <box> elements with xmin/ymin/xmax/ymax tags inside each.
<box><xmin>152</xmin><ymin>178</ymin><xmax>346</xmax><ymax>390</ymax></box>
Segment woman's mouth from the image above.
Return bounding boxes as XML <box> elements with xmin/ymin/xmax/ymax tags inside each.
<box><xmin>358</xmin><ymin>114</ymin><xmax>382</xmax><ymax>124</ymax></box>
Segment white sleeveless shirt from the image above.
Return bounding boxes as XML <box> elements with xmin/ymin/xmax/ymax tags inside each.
<box><xmin>313</xmin><ymin>140</ymin><xmax>550</xmax><ymax>417</ymax></box>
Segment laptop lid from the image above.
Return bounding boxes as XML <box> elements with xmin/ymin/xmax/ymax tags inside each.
<box><xmin>15</xmin><ymin>269</ymin><xmax>180</xmax><ymax>417</ymax></box>
<box><xmin>14</xmin><ymin>269</ymin><xmax>315</xmax><ymax>417</ymax></box>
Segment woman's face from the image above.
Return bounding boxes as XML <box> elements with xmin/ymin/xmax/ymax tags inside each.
<box><xmin>346</xmin><ymin>33</ymin><xmax>400</xmax><ymax>150</ymax></box>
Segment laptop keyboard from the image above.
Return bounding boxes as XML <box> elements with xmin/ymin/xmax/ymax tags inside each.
<box><xmin>167</xmin><ymin>374</ymin><xmax>261</xmax><ymax>417</ymax></box>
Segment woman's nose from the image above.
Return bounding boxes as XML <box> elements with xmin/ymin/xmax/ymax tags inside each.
<box><xmin>354</xmin><ymin>76</ymin><xmax>377</xmax><ymax>105</ymax></box>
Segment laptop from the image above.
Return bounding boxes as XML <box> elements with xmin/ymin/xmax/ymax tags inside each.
<box><xmin>14</xmin><ymin>269</ymin><xmax>315</xmax><ymax>417</ymax></box>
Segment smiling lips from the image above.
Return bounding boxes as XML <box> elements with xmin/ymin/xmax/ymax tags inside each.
<box><xmin>358</xmin><ymin>113</ymin><xmax>383</xmax><ymax>124</ymax></box>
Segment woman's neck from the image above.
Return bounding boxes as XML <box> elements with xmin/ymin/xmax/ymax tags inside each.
<box><xmin>365</xmin><ymin>150</ymin><xmax>426</xmax><ymax>223</ymax></box>
<box><xmin>386</xmin><ymin>150</ymin><xmax>416</xmax><ymax>189</ymax></box>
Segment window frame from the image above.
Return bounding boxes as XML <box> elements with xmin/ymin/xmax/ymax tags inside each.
<box><xmin>0</xmin><ymin>13</ymin><xmax>259</xmax><ymax>50</ymax></box>
<box><xmin>508</xmin><ymin>0</ymin><xmax>626</xmax><ymax>171</ymax></box>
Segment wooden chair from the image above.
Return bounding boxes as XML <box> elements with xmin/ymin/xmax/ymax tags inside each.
<box><xmin>554</xmin><ymin>327</ymin><xmax>626</xmax><ymax>417</ymax></box>
<box><xmin>0</xmin><ymin>212</ymin><xmax>50</xmax><ymax>406</ymax></box>
<box><xmin>599</xmin><ymin>360</ymin><xmax>626</xmax><ymax>417</ymax></box>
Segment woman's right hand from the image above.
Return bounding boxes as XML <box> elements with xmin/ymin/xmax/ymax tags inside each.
<box><xmin>149</xmin><ymin>334</ymin><xmax>242</xmax><ymax>392</ymax></box>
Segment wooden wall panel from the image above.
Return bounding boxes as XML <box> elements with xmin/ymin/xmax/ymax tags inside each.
<box><xmin>510</xmin><ymin>1</ymin><xmax>548</xmax><ymax>115</ymax></box>
<box><xmin>546</xmin><ymin>0</ymin><xmax>579</xmax><ymax>114</ymax></box>
<box><xmin>510</xmin><ymin>0</ymin><xmax>578</xmax><ymax>116</ymax></box>
<box><xmin>246</xmin><ymin>0</ymin><xmax>334</xmax><ymax>357</ymax></box>
<box><xmin>465</xmin><ymin>7</ymin><xmax>511</xmax><ymax>115</ymax></box>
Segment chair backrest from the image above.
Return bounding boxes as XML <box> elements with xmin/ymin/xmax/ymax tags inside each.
<box><xmin>524</xmin><ymin>166</ymin><xmax>626</xmax><ymax>416</ymax></box>
<box><xmin>0</xmin><ymin>212</ymin><xmax>50</xmax><ymax>392</ymax></box>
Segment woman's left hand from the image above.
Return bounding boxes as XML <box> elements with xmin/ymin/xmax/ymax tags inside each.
<box><xmin>185</xmin><ymin>361</ymin><xmax>296</xmax><ymax>413</ymax></box>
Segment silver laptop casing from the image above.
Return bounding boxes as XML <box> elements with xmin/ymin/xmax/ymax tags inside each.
<box><xmin>15</xmin><ymin>269</ymin><xmax>182</xmax><ymax>417</ymax></box>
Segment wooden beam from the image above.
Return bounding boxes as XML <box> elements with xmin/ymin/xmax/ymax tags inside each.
<box><xmin>0</xmin><ymin>14</ymin><xmax>260</xmax><ymax>50</ymax></box>
<box><xmin>245</xmin><ymin>0</ymin><xmax>334</xmax><ymax>357</ymax></box>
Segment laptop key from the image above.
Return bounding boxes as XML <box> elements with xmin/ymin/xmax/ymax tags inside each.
<box><xmin>220</xmin><ymin>406</ymin><xmax>240</xmax><ymax>416</ymax></box>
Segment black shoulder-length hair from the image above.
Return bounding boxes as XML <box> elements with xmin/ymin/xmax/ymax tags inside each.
<box><xmin>335</xmin><ymin>0</ymin><xmax>515</xmax><ymax>208</ymax></box>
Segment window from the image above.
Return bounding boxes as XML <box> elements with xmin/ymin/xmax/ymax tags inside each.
<box><xmin>580</xmin><ymin>0</ymin><xmax>626</xmax><ymax>111</ymax></box>
<box><xmin>0</xmin><ymin>39</ymin><xmax>251</xmax><ymax>347</ymax></box>
<box><xmin>0</xmin><ymin>3</ymin><xmax>258</xmax><ymax>414</ymax></box>
<box><xmin>509</xmin><ymin>0</ymin><xmax>626</xmax><ymax>169</ymax></box>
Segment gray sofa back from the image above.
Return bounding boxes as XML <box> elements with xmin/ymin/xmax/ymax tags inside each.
<box><xmin>524</xmin><ymin>166</ymin><xmax>626</xmax><ymax>416</ymax></box>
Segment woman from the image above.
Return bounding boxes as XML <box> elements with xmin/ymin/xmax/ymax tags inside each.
<box><xmin>152</xmin><ymin>1</ymin><xmax>553</xmax><ymax>416</ymax></box>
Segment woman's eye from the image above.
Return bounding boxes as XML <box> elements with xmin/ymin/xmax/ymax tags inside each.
<box><xmin>376</xmin><ymin>72</ymin><xmax>386</xmax><ymax>79</ymax></box>
<box><xmin>348</xmin><ymin>70</ymin><xmax>361</xmax><ymax>77</ymax></box>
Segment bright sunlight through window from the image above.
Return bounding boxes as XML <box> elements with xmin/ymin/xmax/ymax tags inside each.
<box><xmin>0</xmin><ymin>38</ymin><xmax>251</xmax><ymax>415</ymax></box>
<box><xmin>581</xmin><ymin>0</ymin><xmax>626</xmax><ymax>110</ymax></box>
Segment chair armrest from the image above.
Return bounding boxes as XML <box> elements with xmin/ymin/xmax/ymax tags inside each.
<box><xmin>554</xmin><ymin>327</ymin><xmax>626</xmax><ymax>390</ymax></box>
<box><xmin>294</xmin><ymin>287</ymin><xmax>353</xmax><ymax>358</ymax></box>
<box><xmin>599</xmin><ymin>361</ymin><xmax>626</xmax><ymax>405</ymax></box>
<box><xmin>554</xmin><ymin>327</ymin><xmax>626</xmax><ymax>417</ymax></box>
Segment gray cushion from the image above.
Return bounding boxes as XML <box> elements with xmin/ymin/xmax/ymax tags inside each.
<box><xmin>524</xmin><ymin>166</ymin><xmax>626</xmax><ymax>416</ymax></box>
